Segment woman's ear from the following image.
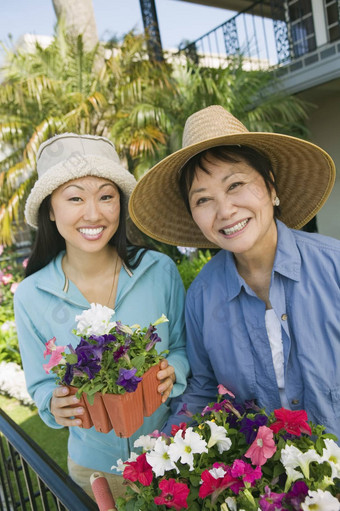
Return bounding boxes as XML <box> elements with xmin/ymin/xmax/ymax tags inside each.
<box><xmin>49</xmin><ymin>206</ymin><xmax>55</xmax><ymax>222</ymax></box>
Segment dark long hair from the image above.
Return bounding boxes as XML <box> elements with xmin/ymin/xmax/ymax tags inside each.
<box><xmin>179</xmin><ymin>145</ymin><xmax>281</xmax><ymax>217</ymax></box>
<box><xmin>25</xmin><ymin>189</ymin><xmax>147</xmax><ymax>277</ymax></box>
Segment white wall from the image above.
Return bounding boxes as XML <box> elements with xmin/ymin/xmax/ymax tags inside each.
<box><xmin>299</xmin><ymin>86</ymin><xmax>340</xmax><ymax>240</ymax></box>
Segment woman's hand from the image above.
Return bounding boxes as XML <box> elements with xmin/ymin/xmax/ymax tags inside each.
<box><xmin>157</xmin><ymin>359</ymin><xmax>176</xmax><ymax>403</ymax></box>
<box><xmin>50</xmin><ymin>386</ymin><xmax>84</xmax><ymax>427</ymax></box>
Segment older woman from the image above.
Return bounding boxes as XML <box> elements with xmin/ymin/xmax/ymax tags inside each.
<box><xmin>129</xmin><ymin>105</ymin><xmax>340</xmax><ymax>440</ymax></box>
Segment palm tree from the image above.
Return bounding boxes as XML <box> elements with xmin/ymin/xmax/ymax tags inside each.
<box><xmin>0</xmin><ymin>29</ymin><xmax>310</xmax><ymax>245</ymax></box>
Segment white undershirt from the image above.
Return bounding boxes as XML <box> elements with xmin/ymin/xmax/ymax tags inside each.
<box><xmin>265</xmin><ymin>309</ymin><xmax>290</xmax><ymax>409</ymax></box>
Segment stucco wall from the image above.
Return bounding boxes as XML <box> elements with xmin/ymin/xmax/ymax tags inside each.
<box><xmin>299</xmin><ymin>89</ymin><xmax>340</xmax><ymax>240</ymax></box>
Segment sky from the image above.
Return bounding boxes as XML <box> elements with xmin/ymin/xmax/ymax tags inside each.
<box><xmin>0</xmin><ymin>0</ymin><xmax>235</xmax><ymax>51</ymax></box>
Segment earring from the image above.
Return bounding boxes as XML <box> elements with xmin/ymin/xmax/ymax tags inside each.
<box><xmin>273</xmin><ymin>196</ymin><xmax>280</xmax><ymax>207</ymax></box>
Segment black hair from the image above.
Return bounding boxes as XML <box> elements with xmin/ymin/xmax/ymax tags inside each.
<box><xmin>178</xmin><ymin>145</ymin><xmax>281</xmax><ymax>217</ymax></box>
<box><xmin>25</xmin><ymin>188</ymin><xmax>147</xmax><ymax>277</ymax></box>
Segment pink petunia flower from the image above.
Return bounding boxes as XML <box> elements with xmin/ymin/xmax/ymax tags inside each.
<box><xmin>43</xmin><ymin>337</ymin><xmax>66</xmax><ymax>374</ymax></box>
<box><xmin>154</xmin><ymin>479</ymin><xmax>190</xmax><ymax>510</ymax></box>
<box><xmin>1</xmin><ymin>273</ymin><xmax>13</xmax><ymax>285</ymax></box>
<box><xmin>269</xmin><ymin>408</ymin><xmax>312</xmax><ymax>436</ymax></box>
<box><xmin>10</xmin><ymin>282</ymin><xmax>19</xmax><ymax>294</ymax></box>
<box><xmin>230</xmin><ymin>459</ymin><xmax>262</xmax><ymax>485</ymax></box>
<box><xmin>123</xmin><ymin>453</ymin><xmax>153</xmax><ymax>486</ymax></box>
<box><xmin>244</xmin><ymin>426</ymin><xmax>276</xmax><ymax>466</ymax></box>
<box><xmin>259</xmin><ymin>485</ymin><xmax>286</xmax><ymax>511</ymax></box>
<box><xmin>217</xmin><ymin>384</ymin><xmax>235</xmax><ymax>398</ymax></box>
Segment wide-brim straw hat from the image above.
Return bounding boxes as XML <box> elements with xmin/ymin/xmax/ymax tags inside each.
<box><xmin>129</xmin><ymin>105</ymin><xmax>336</xmax><ymax>248</ymax></box>
<box><xmin>25</xmin><ymin>133</ymin><xmax>137</xmax><ymax>229</ymax></box>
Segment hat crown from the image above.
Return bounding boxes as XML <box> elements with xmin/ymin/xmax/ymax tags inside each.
<box><xmin>37</xmin><ymin>133</ymin><xmax>120</xmax><ymax>178</ymax></box>
<box><xmin>182</xmin><ymin>105</ymin><xmax>249</xmax><ymax>148</ymax></box>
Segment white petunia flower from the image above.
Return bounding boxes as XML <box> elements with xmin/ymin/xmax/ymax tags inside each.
<box><xmin>111</xmin><ymin>452</ymin><xmax>138</xmax><ymax>472</ymax></box>
<box><xmin>75</xmin><ymin>303</ymin><xmax>115</xmax><ymax>336</ymax></box>
<box><xmin>320</xmin><ymin>438</ymin><xmax>340</xmax><ymax>480</ymax></box>
<box><xmin>168</xmin><ymin>427</ymin><xmax>208</xmax><ymax>471</ymax></box>
<box><xmin>111</xmin><ymin>458</ymin><xmax>126</xmax><ymax>472</ymax></box>
<box><xmin>134</xmin><ymin>435</ymin><xmax>157</xmax><ymax>451</ymax></box>
<box><xmin>146</xmin><ymin>437</ymin><xmax>178</xmax><ymax>477</ymax></box>
<box><xmin>206</xmin><ymin>420</ymin><xmax>232</xmax><ymax>454</ymax></box>
<box><xmin>301</xmin><ymin>489</ymin><xmax>340</xmax><ymax>510</ymax></box>
<box><xmin>222</xmin><ymin>497</ymin><xmax>237</xmax><ymax>511</ymax></box>
<box><xmin>208</xmin><ymin>466</ymin><xmax>226</xmax><ymax>479</ymax></box>
<box><xmin>281</xmin><ymin>444</ymin><xmax>321</xmax><ymax>479</ymax></box>
<box><xmin>0</xmin><ymin>362</ymin><xmax>34</xmax><ymax>405</ymax></box>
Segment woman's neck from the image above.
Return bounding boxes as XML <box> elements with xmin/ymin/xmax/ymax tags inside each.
<box><xmin>63</xmin><ymin>246</ymin><xmax>117</xmax><ymax>280</ymax></box>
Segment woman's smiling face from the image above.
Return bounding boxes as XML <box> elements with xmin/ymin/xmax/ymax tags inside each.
<box><xmin>188</xmin><ymin>152</ymin><xmax>277</xmax><ymax>258</ymax></box>
<box><xmin>50</xmin><ymin>176</ymin><xmax>120</xmax><ymax>256</ymax></box>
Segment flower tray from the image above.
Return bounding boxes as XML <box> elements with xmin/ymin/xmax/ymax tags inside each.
<box><xmin>67</xmin><ymin>363</ymin><xmax>162</xmax><ymax>436</ymax></box>
<box><xmin>67</xmin><ymin>385</ymin><xmax>93</xmax><ymax>429</ymax></box>
<box><xmin>102</xmin><ymin>382</ymin><xmax>144</xmax><ymax>438</ymax></box>
<box><xmin>141</xmin><ymin>363</ymin><xmax>162</xmax><ymax>417</ymax></box>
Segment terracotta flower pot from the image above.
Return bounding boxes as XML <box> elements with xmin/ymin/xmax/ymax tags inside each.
<box><xmin>67</xmin><ymin>386</ymin><xmax>93</xmax><ymax>429</ymax></box>
<box><xmin>84</xmin><ymin>393</ymin><xmax>112</xmax><ymax>434</ymax></box>
<box><xmin>102</xmin><ymin>383</ymin><xmax>144</xmax><ymax>438</ymax></box>
<box><xmin>141</xmin><ymin>363</ymin><xmax>162</xmax><ymax>417</ymax></box>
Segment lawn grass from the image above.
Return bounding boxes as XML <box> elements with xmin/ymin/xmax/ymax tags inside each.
<box><xmin>0</xmin><ymin>394</ymin><xmax>68</xmax><ymax>472</ymax></box>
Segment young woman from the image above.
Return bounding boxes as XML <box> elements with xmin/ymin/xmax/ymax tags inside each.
<box><xmin>14</xmin><ymin>133</ymin><xmax>190</xmax><ymax>498</ymax></box>
<box><xmin>129</xmin><ymin>105</ymin><xmax>340</xmax><ymax>441</ymax></box>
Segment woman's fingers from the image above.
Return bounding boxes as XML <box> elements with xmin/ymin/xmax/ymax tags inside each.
<box><xmin>157</xmin><ymin>361</ymin><xmax>176</xmax><ymax>402</ymax></box>
<box><xmin>50</xmin><ymin>387</ymin><xmax>85</xmax><ymax>427</ymax></box>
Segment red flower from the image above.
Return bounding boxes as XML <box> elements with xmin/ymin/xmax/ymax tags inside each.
<box><xmin>154</xmin><ymin>478</ymin><xmax>189</xmax><ymax>510</ymax></box>
<box><xmin>171</xmin><ymin>422</ymin><xmax>187</xmax><ymax>438</ymax></box>
<box><xmin>269</xmin><ymin>408</ymin><xmax>312</xmax><ymax>436</ymax></box>
<box><xmin>244</xmin><ymin>426</ymin><xmax>276</xmax><ymax>466</ymax></box>
<box><xmin>199</xmin><ymin>469</ymin><xmax>240</xmax><ymax>499</ymax></box>
<box><xmin>123</xmin><ymin>453</ymin><xmax>153</xmax><ymax>486</ymax></box>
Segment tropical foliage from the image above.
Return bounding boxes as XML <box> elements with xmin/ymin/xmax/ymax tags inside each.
<box><xmin>0</xmin><ymin>24</ymin><xmax>311</xmax><ymax>245</ymax></box>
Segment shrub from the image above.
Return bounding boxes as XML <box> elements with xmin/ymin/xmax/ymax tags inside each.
<box><xmin>0</xmin><ymin>245</ymin><xmax>26</xmax><ymax>364</ymax></box>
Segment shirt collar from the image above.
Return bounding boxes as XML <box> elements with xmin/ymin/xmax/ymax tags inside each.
<box><xmin>224</xmin><ymin>220</ymin><xmax>301</xmax><ymax>301</ymax></box>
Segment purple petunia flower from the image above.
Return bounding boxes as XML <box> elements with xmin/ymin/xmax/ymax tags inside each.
<box><xmin>283</xmin><ymin>481</ymin><xmax>309</xmax><ymax>510</ymax></box>
<box><xmin>240</xmin><ymin>414</ymin><xmax>268</xmax><ymax>444</ymax></box>
<box><xmin>63</xmin><ymin>363</ymin><xmax>75</xmax><ymax>385</ymax></box>
<box><xmin>113</xmin><ymin>344</ymin><xmax>129</xmax><ymax>362</ymax></box>
<box><xmin>145</xmin><ymin>332</ymin><xmax>161</xmax><ymax>351</ymax></box>
<box><xmin>116</xmin><ymin>367</ymin><xmax>142</xmax><ymax>393</ymax></box>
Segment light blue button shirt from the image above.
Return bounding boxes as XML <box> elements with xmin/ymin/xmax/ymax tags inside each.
<box><xmin>169</xmin><ymin>220</ymin><xmax>340</xmax><ymax>441</ymax></box>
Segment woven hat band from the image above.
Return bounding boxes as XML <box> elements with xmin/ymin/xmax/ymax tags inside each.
<box><xmin>183</xmin><ymin>105</ymin><xmax>249</xmax><ymax>148</ymax></box>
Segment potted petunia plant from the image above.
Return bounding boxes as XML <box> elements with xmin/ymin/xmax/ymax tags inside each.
<box><xmin>43</xmin><ymin>303</ymin><xmax>168</xmax><ymax>436</ymax></box>
<box><xmin>114</xmin><ymin>386</ymin><xmax>340</xmax><ymax>511</ymax></box>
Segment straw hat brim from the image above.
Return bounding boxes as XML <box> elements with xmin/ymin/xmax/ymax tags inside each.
<box><xmin>129</xmin><ymin>132</ymin><xmax>335</xmax><ymax>248</ymax></box>
<box><xmin>25</xmin><ymin>155</ymin><xmax>137</xmax><ymax>229</ymax></box>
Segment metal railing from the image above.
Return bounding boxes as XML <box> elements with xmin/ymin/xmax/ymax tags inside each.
<box><xmin>0</xmin><ymin>409</ymin><xmax>98</xmax><ymax>511</ymax></box>
<box><xmin>177</xmin><ymin>0</ymin><xmax>340</xmax><ymax>71</ymax></box>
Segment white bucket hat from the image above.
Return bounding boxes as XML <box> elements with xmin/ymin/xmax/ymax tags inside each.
<box><xmin>25</xmin><ymin>133</ymin><xmax>137</xmax><ymax>228</ymax></box>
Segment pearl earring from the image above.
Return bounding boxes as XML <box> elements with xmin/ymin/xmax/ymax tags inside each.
<box><xmin>273</xmin><ymin>196</ymin><xmax>280</xmax><ymax>207</ymax></box>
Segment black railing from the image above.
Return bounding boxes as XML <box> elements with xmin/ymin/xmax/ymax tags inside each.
<box><xmin>0</xmin><ymin>409</ymin><xmax>98</xmax><ymax>511</ymax></box>
<box><xmin>177</xmin><ymin>0</ymin><xmax>340</xmax><ymax>71</ymax></box>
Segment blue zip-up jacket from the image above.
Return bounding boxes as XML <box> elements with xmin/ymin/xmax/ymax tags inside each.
<box><xmin>168</xmin><ymin>221</ymin><xmax>340</xmax><ymax>441</ymax></box>
<box><xmin>14</xmin><ymin>249</ymin><xmax>190</xmax><ymax>472</ymax></box>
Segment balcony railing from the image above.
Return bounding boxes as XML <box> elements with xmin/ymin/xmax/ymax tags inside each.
<box><xmin>177</xmin><ymin>0</ymin><xmax>340</xmax><ymax>71</ymax></box>
<box><xmin>0</xmin><ymin>409</ymin><xmax>98</xmax><ymax>511</ymax></box>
